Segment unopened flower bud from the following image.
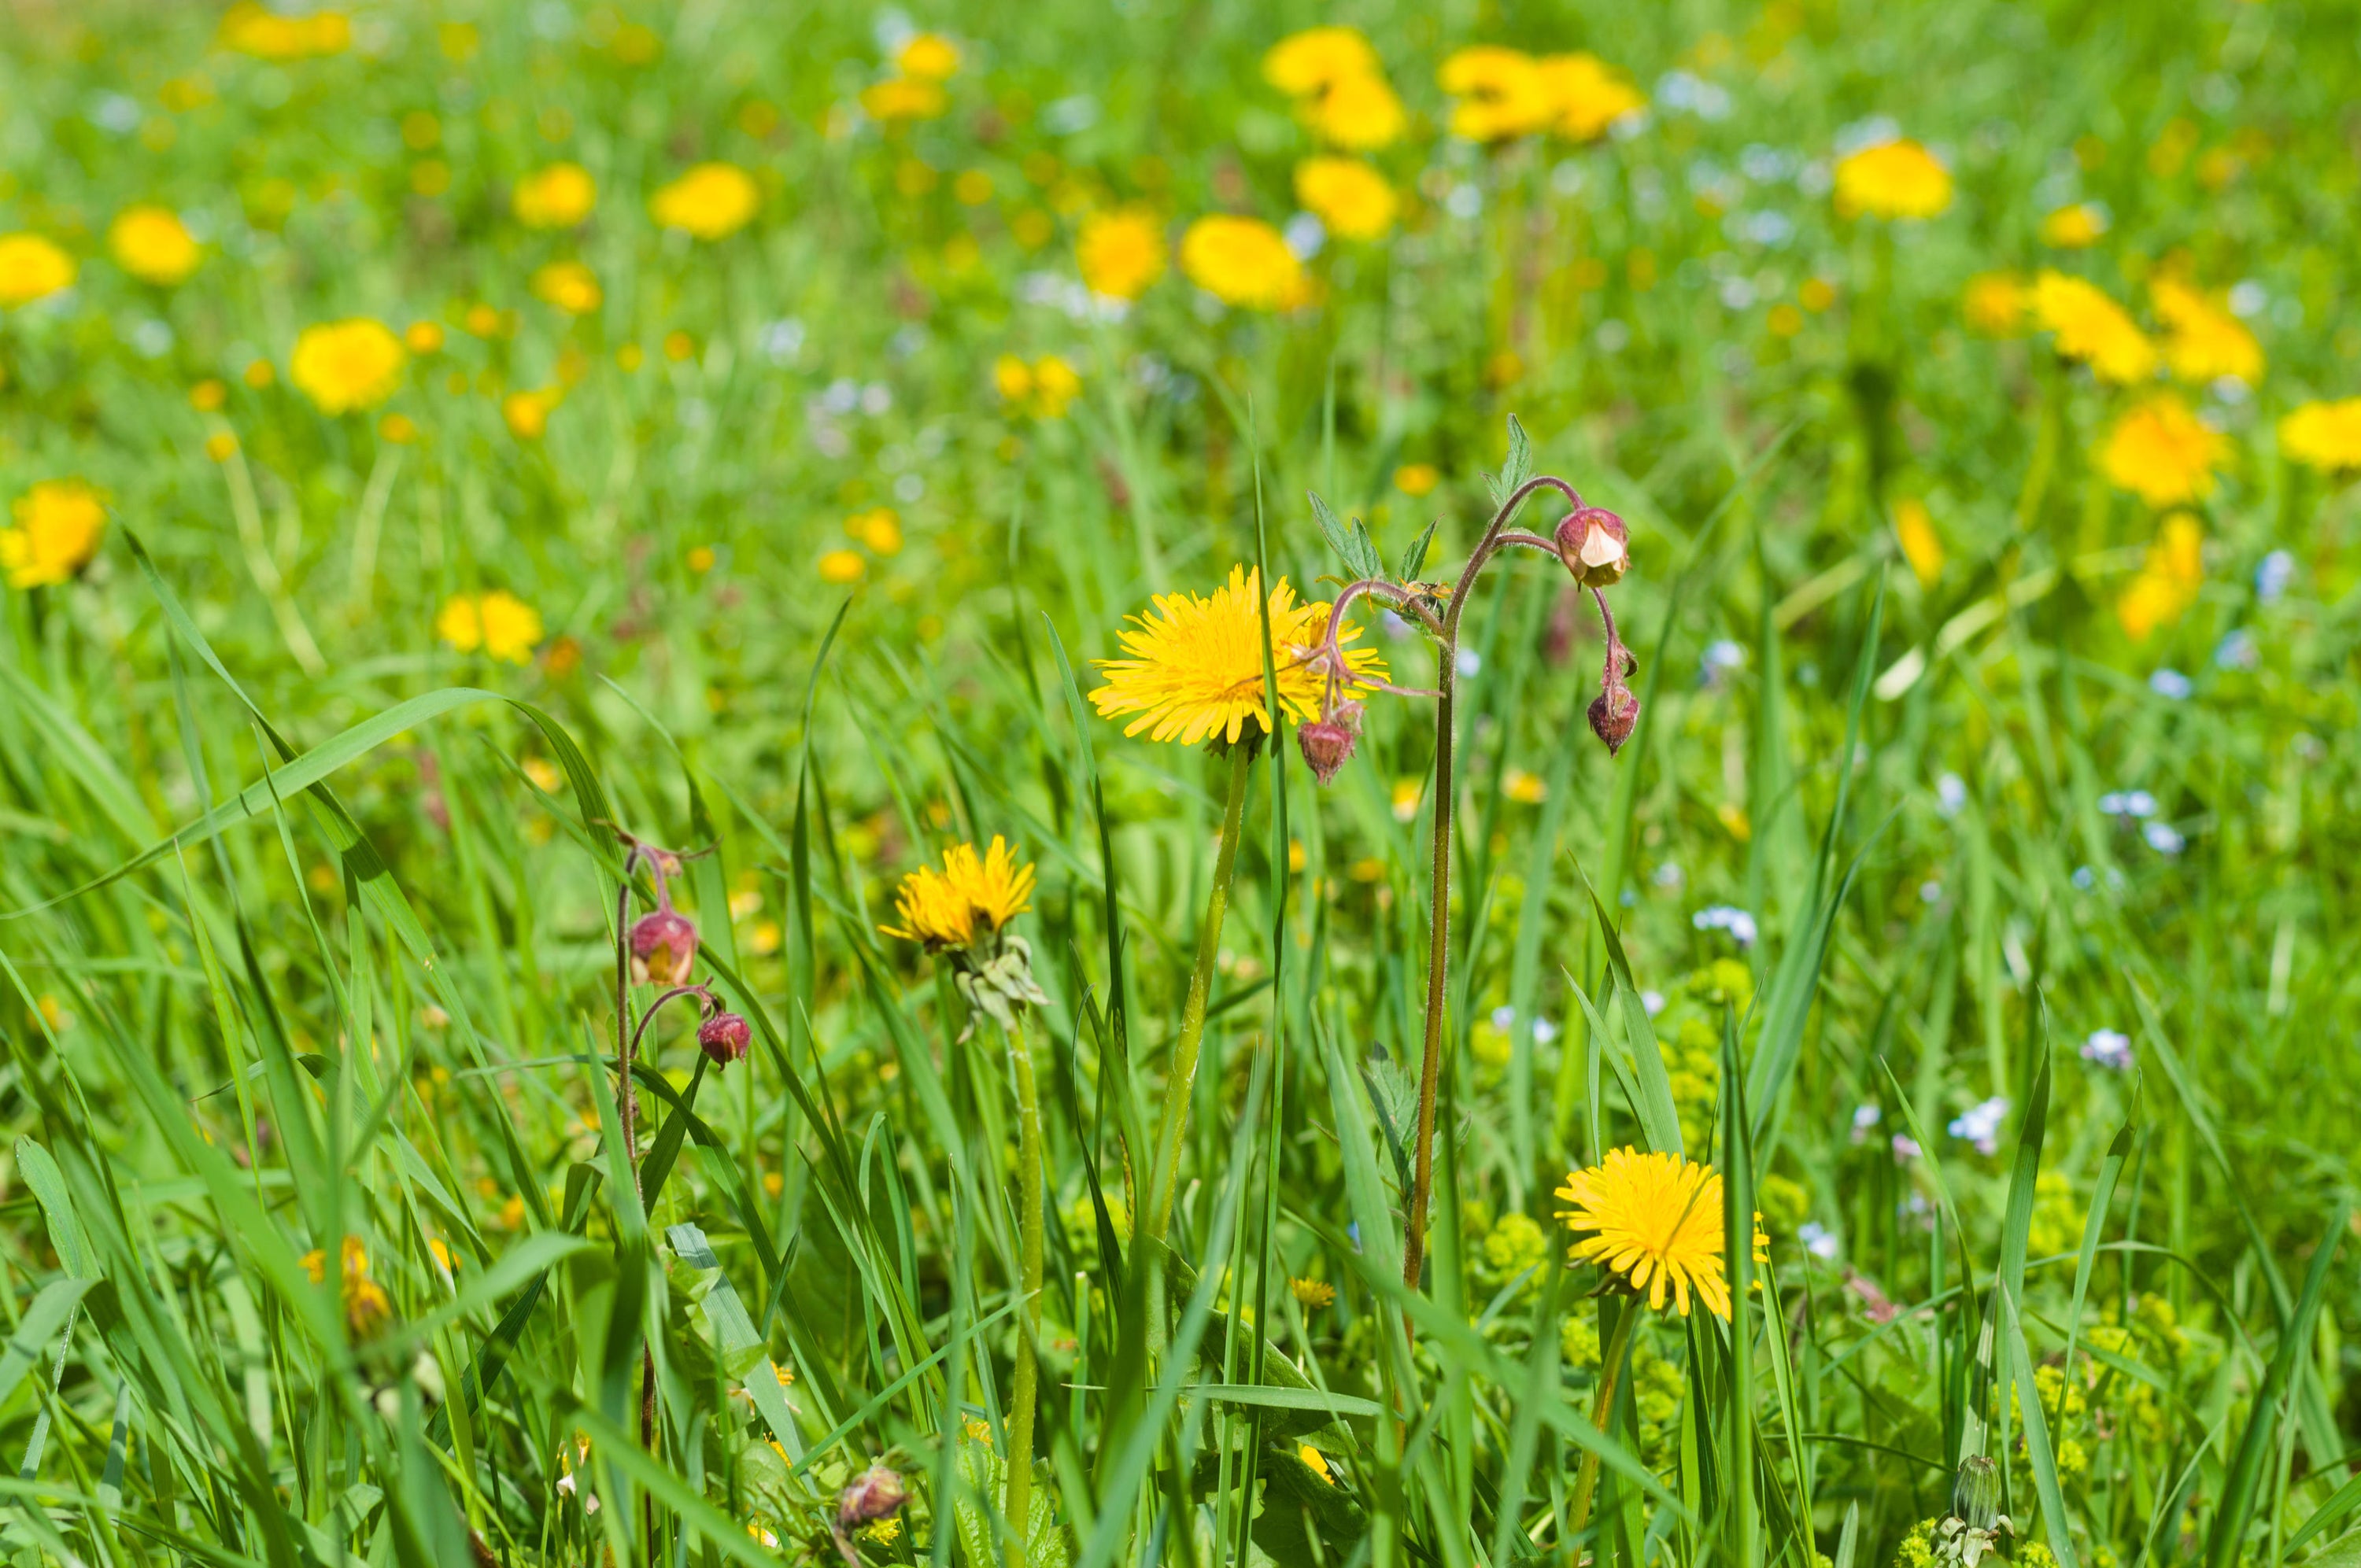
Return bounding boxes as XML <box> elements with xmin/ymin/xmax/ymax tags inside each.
<box><xmin>697</xmin><ymin>1011</ymin><xmax>751</xmax><ymax>1067</ymax></box>
<box><xmin>629</xmin><ymin>909</ymin><xmax>699</xmax><ymax>986</ymax></box>
<box><xmin>1951</xmin><ymin>1455</ymin><xmax>2001</xmax><ymax>1533</ymax></box>
<box><xmin>1298</xmin><ymin>721</ymin><xmax>1355</xmax><ymax>785</ymax></box>
<box><xmin>838</xmin><ymin>1462</ymin><xmax>907</xmax><ymax>1529</ymax></box>
<box><xmin>1554</xmin><ymin>507</ymin><xmax>1630</xmax><ymax>588</ymax></box>
<box><xmin>1588</xmin><ymin>682</ymin><xmax>1640</xmax><ymax>754</ymax></box>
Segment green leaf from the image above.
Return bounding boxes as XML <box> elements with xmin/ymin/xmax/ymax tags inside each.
<box><xmin>1395</xmin><ymin>517</ymin><xmax>1440</xmax><ymax>581</ymax></box>
<box><xmin>1308</xmin><ymin>490</ymin><xmax>1384</xmax><ymax>582</ymax></box>
<box><xmin>1484</xmin><ymin>414</ymin><xmax>1533</xmax><ymax>512</ymax></box>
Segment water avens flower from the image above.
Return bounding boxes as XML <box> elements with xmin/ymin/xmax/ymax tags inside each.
<box><xmin>696</xmin><ymin>1010</ymin><xmax>752</xmax><ymax>1068</ymax></box>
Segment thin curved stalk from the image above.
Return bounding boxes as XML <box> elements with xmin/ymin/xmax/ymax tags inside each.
<box><xmin>1002</xmin><ymin>1013</ymin><xmax>1044</xmax><ymax>1568</ymax></box>
<box><xmin>1567</xmin><ymin>1301</ymin><xmax>1641</xmax><ymax>1548</ymax></box>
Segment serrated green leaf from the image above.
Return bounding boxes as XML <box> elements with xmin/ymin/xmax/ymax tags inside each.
<box><xmin>1396</xmin><ymin>518</ymin><xmax>1439</xmax><ymax>581</ymax></box>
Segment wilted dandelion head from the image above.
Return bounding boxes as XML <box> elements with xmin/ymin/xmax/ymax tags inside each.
<box><xmin>1555</xmin><ymin>1147</ymin><xmax>1741</xmax><ymax>1319</ymax></box>
<box><xmin>879</xmin><ymin>836</ymin><xmax>1036</xmax><ymax>953</ymax></box>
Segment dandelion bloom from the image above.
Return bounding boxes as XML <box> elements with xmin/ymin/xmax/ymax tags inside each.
<box><xmin>1395</xmin><ymin>463</ymin><xmax>1439</xmax><ymax>496</ymax></box>
<box><xmin>650</xmin><ymin>163</ymin><xmax>760</xmax><ymax>240</ymax></box>
<box><xmin>1894</xmin><ymin>497</ymin><xmax>1945</xmax><ymax>587</ymax></box>
<box><xmin>2116</xmin><ymin>512</ymin><xmax>2204</xmax><ymax>640</ymax></box>
<box><xmin>1077</xmin><ymin>209</ymin><xmax>1166</xmax><ymax>301</ymax></box>
<box><xmin>2151</xmin><ymin>275</ymin><xmax>2262</xmax><ymax>385</ymax></box>
<box><xmin>1833</xmin><ymin>138</ymin><xmax>1953</xmax><ymax>219</ymax></box>
<box><xmin>2032</xmin><ymin>271</ymin><xmax>2156</xmax><ymax>385</ymax></box>
<box><xmin>878</xmin><ymin>836</ymin><xmax>1035</xmax><ymax>951</ymax></box>
<box><xmin>2</xmin><ymin>480</ymin><xmax>107</xmax><ymax>589</ymax></box>
<box><xmin>439</xmin><ymin>591</ymin><xmax>542</xmax><ymax>663</ymax></box>
<box><xmin>2038</xmin><ymin>202</ymin><xmax>2108</xmax><ymax>248</ymax></box>
<box><xmin>1439</xmin><ymin>46</ymin><xmax>1554</xmax><ymax>142</ymax></box>
<box><xmin>405</xmin><ymin>320</ymin><xmax>445</xmax><ymax>354</ymax></box>
<box><xmin>1289</xmin><ymin>1277</ymin><xmax>1336</xmax><ymax>1309</ymax></box>
<box><xmin>1262</xmin><ymin>27</ymin><xmax>1380</xmax><ymax>98</ymax></box>
<box><xmin>0</xmin><ymin>234</ymin><xmax>75</xmax><ymax>307</ymax></box>
<box><xmin>2279</xmin><ymin>398</ymin><xmax>2361</xmax><ymax>474</ymax></box>
<box><xmin>530</xmin><ymin>260</ymin><xmax>602</xmax><ymax>315</ymax></box>
<box><xmin>217</xmin><ymin>2</ymin><xmax>349</xmax><ymax>59</ymax></box>
<box><xmin>290</xmin><ymin>319</ymin><xmax>407</xmax><ymax>414</ymax></box>
<box><xmin>1301</xmin><ymin>72</ymin><xmax>1406</xmax><ymax>151</ymax></box>
<box><xmin>502</xmin><ymin>387</ymin><xmax>562</xmax><ymax>440</ymax></box>
<box><xmin>2101</xmin><ymin>396</ymin><xmax>2226</xmax><ymax>507</ymax></box>
<box><xmin>861</xmin><ymin>77</ymin><xmax>946</xmax><ymax>122</ymax></box>
<box><xmin>1962</xmin><ymin>271</ymin><xmax>2027</xmax><ymax>335</ymax></box>
<box><xmin>1029</xmin><ymin>354</ymin><xmax>1081</xmax><ymax>418</ymax></box>
<box><xmin>1537</xmin><ymin>52</ymin><xmax>1646</xmax><ymax>142</ymax></box>
<box><xmin>1088</xmin><ymin>564</ymin><xmax>1385</xmax><ymax>747</ymax></box>
<box><xmin>108</xmin><ymin>206</ymin><xmax>201</xmax><ymax>286</ymax></box>
<box><xmin>895</xmin><ymin>32</ymin><xmax>960</xmax><ymax>80</ymax></box>
<box><xmin>1179</xmin><ymin>216</ymin><xmax>1305</xmax><ymax>311</ymax></box>
<box><xmin>1556</xmin><ymin>1148</ymin><xmax>1738</xmax><ymax>1319</ymax></box>
<box><xmin>1294</xmin><ymin>158</ymin><xmax>1397</xmax><ymax>242</ymax></box>
<box><xmin>818</xmin><ymin>548</ymin><xmax>864</xmax><ymax>584</ymax></box>
<box><xmin>512</xmin><ymin>162</ymin><xmax>597</xmax><ymax>228</ymax></box>
<box><xmin>301</xmin><ymin>1236</ymin><xmax>391</xmax><ymax>1337</ymax></box>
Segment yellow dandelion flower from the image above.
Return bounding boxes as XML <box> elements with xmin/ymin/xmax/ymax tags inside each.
<box><xmin>2</xmin><ymin>479</ymin><xmax>107</xmax><ymax>589</ymax></box>
<box><xmin>1555</xmin><ymin>1147</ymin><xmax>1735</xmax><ymax>1319</ymax></box>
<box><xmin>862</xmin><ymin>77</ymin><xmax>946</xmax><ymax>123</ymax></box>
<box><xmin>1536</xmin><ymin>52</ymin><xmax>1646</xmax><ymax>142</ymax></box>
<box><xmin>108</xmin><ymin>205</ymin><xmax>201</xmax><ymax>286</ymax></box>
<box><xmin>1031</xmin><ymin>354</ymin><xmax>1081</xmax><ymax>418</ymax></box>
<box><xmin>2117</xmin><ymin>513</ymin><xmax>2204</xmax><ymax>640</ymax></box>
<box><xmin>2038</xmin><ymin>202</ymin><xmax>2108</xmax><ymax>248</ymax></box>
<box><xmin>2032</xmin><ymin>271</ymin><xmax>2156</xmax><ymax>385</ymax></box>
<box><xmin>502</xmin><ymin>387</ymin><xmax>563</xmax><ymax>441</ymax></box>
<box><xmin>1833</xmin><ymin>138</ymin><xmax>1953</xmax><ymax>220</ymax></box>
<box><xmin>1289</xmin><ymin>1277</ymin><xmax>1336</xmax><ymax>1310</ymax></box>
<box><xmin>1179</xmin><ymin>216</ymin><xmax>1305</xmax><ymax>311</ymax></box>
<box><xmin>1262</xmin><ymin>28</ymin><xmax>1379</xmax><ymax>98</ymax></box>
<box><xmin>650</xmin><ymin>163</ymin><xmax>760</xmax><ymax>240</ymax></box>
<box><xmin>0</xmin><ymin>233</ymin><xmax>76</xmax><ymax>308</ymax></box>
<box><xmin>477</xmin><ymin>591</ymin><xmax>544</xmax><ymax>663</ymax></box>
<box><xmin>514</xmin><ymin>162</ymin><xmax>597</xmax><ymax>228</ymax></box>
<box><xmin>1293</xmin><ymin>157</ymin><xmax>1397</xmax><ymax>242</ymax></box>
<box><xmin>530</xmin><ymin>260</ymin><xmax>602</xmax><ymax>315</ymax></box>
<box><xmin>2151</xmin><ymin>275</ymin><xmax>2263</xmax><ymax>386</ymax></box>
<box><xmin>2279</xmin><ymin>398</ymin><xmax>2361</xmax><ymax>474</ymax></box>
<box><xmin>1088</xmin><ymin>565</ymin><xmax>1386</xmax><ymax>747</ymax></box>
<box><xmin>1894</xmin><ymin>497</ymin><xmax>1945</xmax><ymax>587</ymax></box>
<box><xmin>2101</xmin><ymin>396</ymin><xmax>2226</xmax><ymax>508</ymax></box>
<box><xmin>818</xmin><ymin>548</ymin><xmax>865</xmax><ymax>584</ymax></box>
<box><xmin>1299</xmin><ymin>1444</ymin><xmax>1336</xmax><ymax>1485</ymax></box>
<box><xmin>896</xmin><ymin>32</ymin><xmax>960</xmax><ymax>81</ymax></box>
<box><xmin>217</xmin><ymin>2</ymin><xmax>349</xmax><ymax>59</ymax></box>
<box><xmin>1502</xmin><ymin>767</ymin><xmax>1547</xmax><ymax>804</ymax></box>
<box><xmin>880</xmin><ymin>836</ymin><xmax>1036</xmax><ymax>952</ymax></box>
<box><xmin>1078</xmin><ymin>208</ymin><xmax>1166</xmax><ymax>301</ymax></box>
<box><xmin>405</xmin><ymin>320</ymin><xmax>445</xmax><ymax>355</ymax></box>
<box><xmin>1301</xmin><ymin>72</ymin><xmax>1406</xmax><ymax>151</ymax></box>
<box><xmin>1963</xmin><ymin>271</ymin><xmax>2028</xmax><ymax>335</ymax></box>
<box><xmin>290</xmin><ymin>319</ymin><xmax>406</xmax><ymax>414</ymax></box>
<box><xmin>1394</xmin><ymin>463</ymin><xmax>1440</xmax><ymax>497</ymax></box>
<box><xmin>438</xmin><ymin>596</ymin><xmax>482</xmax><ymax>653</ymax></box>
<box><xmin>1439</xmin><ymin>46</ymin><xmax>1554</xmax><ymax>143</ymax></box>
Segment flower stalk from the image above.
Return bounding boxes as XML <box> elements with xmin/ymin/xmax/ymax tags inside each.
<box><xmin>1565</xmin><ymin>1300</ymin><xmax>1639</xmax><ymax>1545</ymax></box>
<box><xmin>1003</xmin><ymin>1013</ymin><xmax>1044</xmax><ymax>1568</ymax></box>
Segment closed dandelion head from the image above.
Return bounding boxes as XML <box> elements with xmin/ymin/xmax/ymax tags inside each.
<box><xmin>1554</xmin><ymin>1147</ymin><xmax>1735</xmax><ymax>1318</ymax></box>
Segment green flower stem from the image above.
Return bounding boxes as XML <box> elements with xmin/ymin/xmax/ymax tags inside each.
<box><xmin>1003</xmin><ymin>1012</ymin><xmax>1044</xmax><ymax>1568</ymax></box>
<box><xmin>1566</xmin><ymin>1298</ymin><xmax>1641</xmax><ymax>1549</ymax></box>
<box><xmin>1143</xmin><ymin>740</ymin><xmax>1254</xmax><ymax>1245</ymax></box>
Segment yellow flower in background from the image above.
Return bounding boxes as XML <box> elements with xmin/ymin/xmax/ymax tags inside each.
<box><xmin>0</xmin><ymin>233</ymin><xmax>75</xmax><ymax>307</ymax></box>
<box><xmin>108</xmin><ymin>205</ymin><xmax>201</xmax><ymax>285</ymax></box>
<box><xmin>300</xmin><ymin>1236</ymin><xmax>391</xmax><ymax>1337</ymax></box>
<box><xmin>1088</xmin><ymin>565</ymin><xmax>1386</xmax><ymax>747</ymax></box>
<box><xmin>1302</xmin><ymin>72</ymin><xmax>1406</xmax><ymax>150</ymax></box>
<box><xmin>1289</xmin><ymin>1277</ymin><xmax>1336</xmax><ymax>1309</ymax></box>
<box><xmin>530</xmin><ymin>260</ymin><xmax>602</xmax><ymax>315</ymax></box>
<box><xmin>290</xmin><ymin>318</ymin><xmax>406</xmax><ymax>414</ymax></box>
<box><xmin>1262</xmin><ymin>27</ymin><xmax>1379</xmax><ymax>97</ymax></box>
<box><xmin>1833</xmin><ymin>138</ymin><xmax>1953</xmax><ymax>219</ymax></box>
<box><xmin>650</xmin><ymin>163</ymin><xmax>759</xmax><ymax>240</ymax></box>
<box><xmin>405</xmin><ymin>320</ymin><xmax>445</xmax><ymax>354</ymax></box>
<box><xmin>846</xmin><ymin>507</ymin><xmax>903</xmax><ymax>555</ymax></box>
<box><xmin>994</xmin><ymin>355</ymin><xmax>1081</xmax><ymax>417</ymax></box>
<box><xmin>862</xmin><ymin>77</ymin><xmax>946</xmax><ymax>122</ymax></box>
<box><xmin>1894</xmin><ymin>497</ymin><xmax>1945</xmax><ymax>586</ymax></box>
<box><xmin>1298</xmin><ymin>1445</ymin><xmax>1336</xmax><ymax>1485</ymax></box>
<box><xmin>1077</xmin><ymin>208</ymin><xmax>1166</xmax><ymax>300</ymax></box>
<box><xmin>439</xmin><ymin>592</ymin><xmax>543</xmax><ymax>662</ymax></box>
<box><xmin>1179</xmin><ymin>215</ymin><xmax>1305</xmax><ymax>311</ymax></box>
<box><xmin>2039</xmin><ymin>202</ymin><xmax>2108</xmax><ymax>248</ymax></box>
<box><xmin>818</xmin><ymin>548</ymin><xmax>865</xmax><ymax>584</ymax></box>
<box><xmin>2151</xmin><ymin>275</ymin><xmax>2262</xmax><ymax>385</ymax></box>
<box><xmin>1294</xmin><ymin>158</ymin><xmax>1397</xmax><ymax>241</ymax></box>
<box><xmin>1439</xmin><ymin>46</ymin><xmax>1554</xmax><ymax>142</ymax></box>
<box><xmin>896</xmin><ymin>32</ymin><xmax>960</xmax><ymax>80</ymax></box>
<box><xmin>2032</xmin><ymin>272</ymin><xmax>2156</xmax><ymax>385</ymax></box>
<box><xmin>502</xmin><ymin>386</ymin><xmax>562</xmax><ymax>440</ymax></box>
<box><xmin>513</xmin><ymin>162</ymin><xmax>597</xmax><ymax>227</ymax></box>
<box><xmin>2101</xmin><ymin>396</ymin><xmax>2226</xmax><ymax>507</ymax></box>
<box><xmin>217</xmin><ymin>2</ymin><xmax>349</xmax><ymax>59</ymax></box>
<box><xmin>2279</xmin><ymin>398</ymin><xmax>2361</xmax><ymax>474</ymax></box>
<box><xmin>1394</xmin><ymin>463</ymin><xmax>1440</xmax><ymax>496</ymax></box>
<box><xmin>2116</xmin><ymin>512</ymin><xmax>2204</xmax><ymax>640</ymax></box>
<box><xmin>1538</xmin><ymin>52</ymin><xmax>1646</xmax><ymax>142</ymax></box>
<box><xmin>2</xmin><ymin>479</ymin><xmax>107</xmax><ymax>589</ymax></box>
<box><xmin>1555</xmin><ymin>1148</ymin><xmax>1735</xmax><ymax>1319</ymax></box>
<box><xmin>879</xmin><ymin>836</ymin><xmax>1036</xmax><ymax>951</ymax></box>
<box><xmin>1963</xmin><ymin>271</ymin><xmax>2028</xmax><ymax>335</ymax></box>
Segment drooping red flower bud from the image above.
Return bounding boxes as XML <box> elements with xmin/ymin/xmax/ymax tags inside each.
<box><xmin>1298</xmin><ymin>721</ymin><xmax>1355</xmax><ymax>785</ymax></box>
<box><xmin>1554</xmin><ymin>507</ymin><xmax>1630</xmax><ymax>588</ymax></box>
<box><xmin>697</xmin><ymin>1011</ymin><xmax>751</xmax><ymax>1068</ymax></box>
<box><xmin>1588</xmin><ymin>683</ymin><xmax>1640</xmax><ymax>754</ymax></box>
<box><xmin>838</xmin><ymin>1462</ymin><xmax>907</xmax><ymax>1529</ymax></box>
<box><xmin>629</xmin><ymin>909</ymin><xmax>700</xmax><ymax>986</ymax></box>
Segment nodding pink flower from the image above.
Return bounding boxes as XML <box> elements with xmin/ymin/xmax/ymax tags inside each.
<box><xmin>838</xmin><ymin>1462</ymin><xmax>907</xmax><ymax>1529</ymax></box>
<box><xmin>1554</xmin><ymin>507</ymin><xmax>1630</xmax><ymax>588</ymax></box>
<box><xmin>1298</xmin><ymin>721</ymin><xmax>1356</xmax><ymax>785</ymax></box>
<box><xmin>629</xmin><ymin>909</ymin><xmax>700</xmax><ymax>986</ymax></box>
<box><xmin>1588</xmin><ymin>682</ymin><xmax>1639</xmax><ymax>754</ymax></box>
<box><xmin>697</xmin><ymin>1011</ymin><xmax>751</xmax><ymax>1068</ymax></box>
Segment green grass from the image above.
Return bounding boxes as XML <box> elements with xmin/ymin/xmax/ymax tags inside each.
<box><xmin>2</xmin><ymin>1</ymin><xmax>2359</xmax><ymax>1566</ymax></box>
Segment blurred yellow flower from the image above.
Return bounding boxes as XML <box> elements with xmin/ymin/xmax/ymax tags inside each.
<box><xmin>818</xmin><ymin>548</ymin><xmax>865</xmax><ymax>584</ymax></box>
<box><xmin>530</xmin><ymin>260</ymin><xmax>602</xmax><ymax>315</ymax></box>
<box><xmin>108</xmin><ymin>206</ymin><xmax>200</xmax><ymax>286</ymax></box>
<box><xmin>2115</xmin><ymin>512</ymin><xmax>2204</xmax><ymax>640</ymax></box>
<box><xmin>300</xmin><ymin>1236</ymin><xmax>391</xmax><ymax>1337</ymax></box>
<box><xmin>405</xmin><ymin>320</ymin><xmax>444</xmax><ymax>354</ymax></box>
<box><xmin>2</xmin><ymin>479</ymin><xmax>106</xmax><ymax>589</ymax></box>
<box><xmin>439</xmin><ymin>591</ymin><xmax>543</xmax><ymax>662</ymax></box>
<box><xmin>1391</xmin><ymin>778</ymin><xmax>1422</xmax><ymax>821</ymax></box>
<box><xmin>1089</xmin><ymin>565</ymin><xmax>1385</xmax><ymax>747</ymax></box>
<box><xmin>190</xmin><ymin>378</ymin><xmax>227</xmax><ymax>411</ymax></box>
<box><xmin>1439</xmin><ymin>46</ymin><xmax>1554</xmax><ymax>142</ymax></box>
<box><xmin>1294</xmin><ymin>157</ymin><xmax>1397</xmax><ymax>241</ymax></box>
<box><xmin>1963</xmin><ymin>271</ymin><xmax>2027</xmax><ymax>335</ymax></box>
<box><xmin>847</xmin><ymin>507</ymin><xmax>903</xmax><ymax>555</ymax></box>
<box><xmin>1289</xmin><ymin>1276</ymin><xmax>1336</xmax><ymax>1309</ymax></box>
<box><xmin>2279</xmin><ymin>398</ymin><xmax>2361</xmax><ymax>474</ymax></box>
<box><xmin>2032</xmin><ymin>271</ymin><xmax>2156</xmax><ymax>385</ymax></box>
<box><xmin>290</xmin><ymin>319</ymin><xmax>406</xmax><ymax>414</ymax></box>
<box><xmin>378</xmin><ymin>412</ymin><xmax>418</xmax><ymax>444</ymax></box>
<box><xmin>2151</xmin><ymin>275</ymin><xmax>2262</xmax><ymax>385</ymax></box>
<box><xmin>0</xmin><ymin>234</ymin><xmax>75</xmax><ymax>307</ymax></box>
<box><xmin>1179</xmin><ymin>215</ymin><xmax>1305</xmax><ymax>311</ymax></box>
<box><xmin>896</xmin><ymin>32</ymin><xmax>960</xmax><ymax>80</ymax></box>
<box><xmin>1502</xmin><ymin>767</ymin><xmax>1547</xmax><ymax>803</ymax></box>
<box><xmin>1894</xmin><ymin>497</ymin><xmax>1945</xmax><ymax>586</ymax></box>
<box><xmin>2101</xmin><ymin>396</ymin><xmax>2226</xmax><ymax>507</ymax></box>
<box><xmin>1395</xmin><ymin>463</ymin><xmax>1439</xmax><ymax>496</ymax></box>
<box><xmin>1556</xmin><ymin>1148</ymin><xmax>1735</xmax><ymax>1319</ymax></box>
<box><xmin>1264</xmin><ymin>28</ymin><xmax>1378</xmax><ymax>96</ymax></box>
<box><xmin>879</xmin><ymin>836</ymin><xmax>1036</xmax><ymax>951</ymax></box>
<box><xmin>995</xmin><ymin>355</ymin><xmax>1078</xmax><ymax>417</ymax></box>
<box><xmin>1078</xmin><ymin>208</ymin><xmax>1166</xmax><ymax>300</ymax></box>
<box><xmin>1302</xmin><ymin>72</ymin><xmax>1406</xmax><ymax>150</ymax></box>
<box><xmin>513</xmin><ymin>162</ymin><xmax>597</xmax><ymax>228</ymax></box>
<box><xmin>862</xmin><ymin>77</ymin><xmax>946</xmax><ymax>123</ymax></box>
<box><xmin>217</xmin><ymin>2</ymin><xmax>349</xmax><ymax>59</ymax></box>
<box><xmin>1537</xmin><ymin>52</ymin><xmax>1646</xmax><ymax>142</ymax></box>
<box><xmin>1299</xmin><ymin>1444</ymin><xmax>1336</xmax><ymax>1484</ymax></box>
<box><xmin>1833</xmin><ymin>138</ymin><xmax>1953</xmax><ymax>219</ymax></box>
<box><xmin>2039</xmin><ymin>202</ymin><xmax>2108</xmax><ymax>248</ymax></box>
<box><xmin>205</xmin><ymin>431</ymin><xmax>239</xmax><ymax>461</ymax></box>
<box><xmin>650</xmin><ymin>163</ymin><xmax>759</xmax><ymax>240</ymax></box>
<box><xmin>502</xmin><ymin>387</ymin><xmax>562</xmax><ymax>440</ymax></box>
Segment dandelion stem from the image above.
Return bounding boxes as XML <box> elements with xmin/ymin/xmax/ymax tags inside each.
<box><xmin>1566</xmin><ymin>1300</ymin><xmax>1641</xmax><ymax>1548</ymax></box>
<box><xmin>1002</xmin><ymin>1013</ymin><xmax>1044</xmax><ymax>1568</ymax></box>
